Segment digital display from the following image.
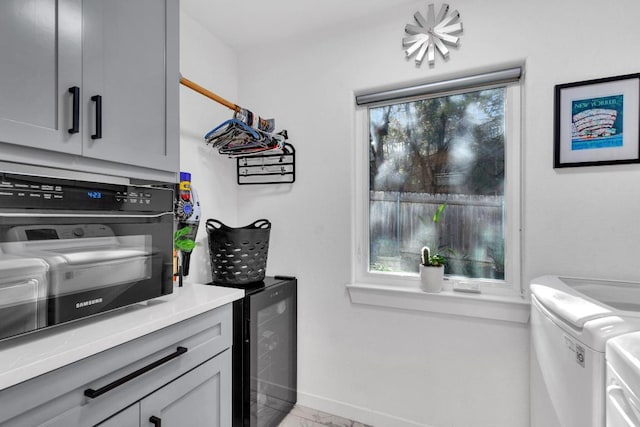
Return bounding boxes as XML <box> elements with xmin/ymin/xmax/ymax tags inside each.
<box><xmin>87</xmin><ymin>191</ymin><xmax>102</xmax><ymax>199</ymax></box>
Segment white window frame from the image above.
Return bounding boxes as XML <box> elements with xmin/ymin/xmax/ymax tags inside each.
<box><xmin>348</xmin><ymin>69</ymin><xmax>527</xmax><ymax>321</ymax></box>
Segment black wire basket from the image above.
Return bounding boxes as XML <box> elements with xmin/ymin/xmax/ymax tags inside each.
<box><xmin>206</xmin><ymin>218</ymin><xmax>271</xmax><ymax>286</ymax></box>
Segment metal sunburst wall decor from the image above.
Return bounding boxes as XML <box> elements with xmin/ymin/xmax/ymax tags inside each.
<box><xmin>403</xmin><ymin>3</ymin><xmax>463</xmax><ymax>66</ymax></box>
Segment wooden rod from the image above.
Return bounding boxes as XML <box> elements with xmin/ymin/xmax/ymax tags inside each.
<box><xmin>180</xmin><ymin>76</ymin><xmax>241</xmax><ymax>113</ymax></box>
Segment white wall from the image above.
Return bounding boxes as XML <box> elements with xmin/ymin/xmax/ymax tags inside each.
<box><xmin>183</xmin><ymin>0</ymin><xmax>640</xmax><ymax>426</ymax></box>
<box><xmin>179</xmin><ymin>11</ymin><xmax>240</xmax><ymax>284</ymax></box>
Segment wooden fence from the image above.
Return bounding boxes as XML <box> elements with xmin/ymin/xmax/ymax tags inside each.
<box><xmin>369</xmin><ymin>191</ymin><xmax>504</xmax><ymax>279</ymax></box>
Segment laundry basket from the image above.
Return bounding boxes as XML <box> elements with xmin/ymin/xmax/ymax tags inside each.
<box><xmin>206</xmin><ymin>218</ymin><xmax>271</xmax><ymax>286</ymax></box>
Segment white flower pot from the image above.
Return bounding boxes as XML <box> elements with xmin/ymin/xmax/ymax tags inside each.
<box><xmin>419</xmin><ymin>265</ymin><xmax>444</xmax><ymax>293</ymax></box>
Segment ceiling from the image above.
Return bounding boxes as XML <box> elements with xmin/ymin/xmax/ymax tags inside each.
<box><xmin>181</xmin><ymin>0</ymin><xmax>417</xmax><ymax>50</ymax></box>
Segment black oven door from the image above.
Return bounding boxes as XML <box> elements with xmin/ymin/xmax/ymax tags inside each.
<box><xmin>0</xmin><ymin>211</ymin><xmax>174</xmax><ymax>334</ymax></box>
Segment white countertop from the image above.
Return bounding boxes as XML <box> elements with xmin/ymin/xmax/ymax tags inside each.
<box><xmin>0</xmin><ymin>283</ymin><xmax>244</xmax><ymax>391</ymax></box>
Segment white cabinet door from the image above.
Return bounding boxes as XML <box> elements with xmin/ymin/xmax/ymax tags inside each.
<box><xmin>141</xmin><ymin>350</ymin><xmax>232</xmax><ymax>427</ymax></box>
<box><xmin>81</xmin><ymin>0</ymin><xmax>179</xmax><ymax>173</ymax></box>
<box><xmin>0</xmin><ymin>0</ymin><xmax>82</xmax><ymax>155</ymax></box>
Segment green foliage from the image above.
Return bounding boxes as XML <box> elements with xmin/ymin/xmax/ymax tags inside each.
<box><xmin>174</xmin><ymin>226</ymin><xmax>196</xmax><ymax>252</ymax></box>
<box><xmin>487</xmin><ymin>240</ymin><xmax>505</xmax><ymax>273</ymax></box>
<box><xmin>432</xmin><ymin>202</ymin><xmax>446</xmax><ymax>223</ymax></box>
<box><xmin>421</xmin><ymin>246</ymin><xmax>446</xmax><ymax>267</ymax></box>
<box><xmin>421</xmin><ymin>246</ymin><xmax>430</xmax><ymax>265</ymax></box>
<box><xmin>420</xmin><ymin>203</ymin><xmax>448</xmax><ymax>267</ymax></box>
<box><xmin>369</xmin><ymin>88</ymin><xmax>505</xmax><ymax>195</ymax></box>
<box><xmin>429</xmin><ymin>253</ymin><xmax>446</xmax><ymax>267</ymax></box>
<box><xmin>370</xmin><ymin>262</ymin><xmax>392</xmax><ymax>272</ymax></box>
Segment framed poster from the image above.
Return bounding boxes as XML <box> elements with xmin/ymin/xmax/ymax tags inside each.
<box><xmin>554</xmin><ymin>73</ymin><xmax>640</xmax><ymax>168</ymax></box>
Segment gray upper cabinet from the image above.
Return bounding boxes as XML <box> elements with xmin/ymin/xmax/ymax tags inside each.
<box><xmin>0</xmin><ymin>0</ymin><xmax>82</xmax><ymax>155</ymax></box>
<box><xmin>0</xmin><ymin>0</ymin><xmax>179</xmax><ymax>178</ymax></box>
<box><xmin>82</xmin><ymin>0</ymin><xmax>179</xmax><ymax>172</ymax></box>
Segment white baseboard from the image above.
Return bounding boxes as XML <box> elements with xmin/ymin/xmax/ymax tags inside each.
<box><xmin>296</xmin><ymin>390</ymin><xmax>432</xmax><ymax>427</ymax></box>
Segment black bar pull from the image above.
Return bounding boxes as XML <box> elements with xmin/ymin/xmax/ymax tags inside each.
<box><xmin>91</xmin><ymin>94</ymin><xmax>102</xmax><ymax>140</ymax></box>
<box><xmin>84</xmin><ymin>346</ymin><xmax>187</xmax><ymax>399</ymax></box>
<box><xmin>149</xmin><ymin>415</ymin><xmax>162</xmax><ymax>426</ymax></box>
<box><xmin>68</xmin><ymin>86</ymin><xmax>80</xmax><ymax>134</ymax></box>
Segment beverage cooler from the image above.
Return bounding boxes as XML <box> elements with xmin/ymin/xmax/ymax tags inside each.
<box><xmin>213</xmin><ymin>276</ymin><xmax>297</xmax><ymax>427</ymax></box>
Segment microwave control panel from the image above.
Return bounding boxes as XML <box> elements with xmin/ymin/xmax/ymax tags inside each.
<box><xmin>0</xmin><ymin>173</ymin><xmax>173</xmax><ymax>212</ymax></box>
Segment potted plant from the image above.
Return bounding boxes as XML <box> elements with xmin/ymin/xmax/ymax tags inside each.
<box><xmin>420</xmin><ymin>246</ymin><xmax>445</xmax><ymax>292</ymax></box>
<box><xmin>419</xmin><ymin>203</ymin><xmax>447</xmax><ymax>292</ymax></box>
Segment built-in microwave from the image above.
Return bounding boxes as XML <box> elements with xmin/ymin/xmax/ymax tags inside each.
<box><xmin>0</xmin><ymin>171</ymin><xmax>174</xmax><ymax>341</ymax></box>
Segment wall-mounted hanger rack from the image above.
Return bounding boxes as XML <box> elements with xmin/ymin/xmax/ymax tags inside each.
<box><xmin>180</xmin><ymin>75</ymin><xmax>296</xmax><ymax>185</ymax></box>
<box><xmin>237</xmin><ymin>142</ymin><xmax>295</xmax><ymax>185</ymax></box>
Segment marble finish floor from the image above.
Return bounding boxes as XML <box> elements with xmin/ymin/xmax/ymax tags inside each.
<box><xmin>278</xmin><ymin>405</ymin><xmax>372</xmax><ymax>427</ymax></box>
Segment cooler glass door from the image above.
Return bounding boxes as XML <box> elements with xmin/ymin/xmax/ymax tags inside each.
<box><xmin>248</xmin><ymin>280</ymin><xmax>297</xmax><ymax>427</ymax></box>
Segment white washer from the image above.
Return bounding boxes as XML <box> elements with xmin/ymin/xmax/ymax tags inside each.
<box><xmin>530</xmin><ymin>275</ymin><xmax>640</xmax><ymax>427</ymax></box>
<box><xmin>606</xmin><ymin>332</ymin><xmax>640</xmax><ymax>426</ymax></box>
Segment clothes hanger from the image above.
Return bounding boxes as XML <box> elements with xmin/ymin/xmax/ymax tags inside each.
<box><xmin>180</xmin><ymin>76</ymin><xmax>288</xmax><ymax>157</ymax></box>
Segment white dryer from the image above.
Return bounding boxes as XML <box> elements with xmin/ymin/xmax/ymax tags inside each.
<box><xmin>530</xmin><ymin>275</ymin><xmax>640</xmax><ymax>427</ymax></box>
<box><xmin>606</xmin><ymin>332</ymin><xmax>640</xmax><ymax>426</ymax></box>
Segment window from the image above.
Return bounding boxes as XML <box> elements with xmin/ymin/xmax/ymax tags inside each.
<box><xmin>354</xmin><ymin>68</ymin><xmax>522</xmax><ymax>295</ymax></box>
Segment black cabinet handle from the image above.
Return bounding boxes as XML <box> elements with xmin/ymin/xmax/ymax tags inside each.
<box><xmin>91</xmin><ymin>94</ymin><xmax>102</xmax><ymax>140</ymax></box>
<box><xmin>149</xmin><ymin>415</ymin><xmax>162</xmax><ymax>426</ymax></box>
<box><xmin>84</xmin><ymin>346</ymin><xmax>187</xmax><ymax>399</ymax></box>
<box><xmin>68</xmin><ymin>86</ymin><xmax>80</xmax><ymax>134</ymax></box>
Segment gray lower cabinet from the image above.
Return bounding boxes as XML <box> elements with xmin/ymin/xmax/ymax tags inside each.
<box><xmin>140</xmin><ymin>350</ymin><xmax>230</xmax><ymax>427</ymax></box>
<box><xmin>0</xmin><ymin>0</ymin><xmax>179</xmax><ymax>179</ymax></box>
<box><xmin>96</xmin><ymin>350</ymin><xmax>231</xmax><ymax>427</ymax></box>
<box><xmin>0</xmin><ymin>304</ymin><xmax>232</xmax><ymax>427</ymax></box>
<box><xmin>96</xmin><ymin>405</ymin><xmax>139</xmax><ymax>427</ymax></box>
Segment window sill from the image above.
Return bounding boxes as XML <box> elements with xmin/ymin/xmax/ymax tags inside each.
<box><xmin>345</xmin><ymin>282</ymin><xmax>531</xmax><ymax>324</ymax></box>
